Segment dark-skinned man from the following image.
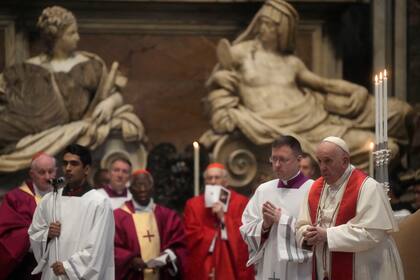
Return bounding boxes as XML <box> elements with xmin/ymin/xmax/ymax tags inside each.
<box><xmin>114</xmin><ymin>169</ymin><xmax>187</xmax><ymax>280</ymax></box>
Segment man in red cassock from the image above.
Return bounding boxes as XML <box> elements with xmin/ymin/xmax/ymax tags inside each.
<box><xmin>114</xmin><ymin>169</ymin><xmax>187</xmax><ymax>280</ymax></box>
<box><xmin>184</xmin><ymin>163</ymin><xmax>254</xmax><ymax>280</ymax></box>
<box><xmin>0</xmin><ymin>152</ymin><xmax>56</xmax><ymax>280</ymax></box>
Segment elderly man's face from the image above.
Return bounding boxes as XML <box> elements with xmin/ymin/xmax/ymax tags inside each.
<box><xmin>204</xmin><ymin>168</ymin><xmax>227</xmax><ymax>187</ymax></box>
<box><xmin>30</xmin><ymin>155</ymin><xmax>56</xmax><ymax>192</ymax></box>
<box><xmin>316</xmin><ymin>142</ymin><xmax>349</xmax><ymax>185</ymax></box>
<box><xmin>130</xmin><ymin>174</ymin><xmax>153</xmax><ymax>206</ymax></box>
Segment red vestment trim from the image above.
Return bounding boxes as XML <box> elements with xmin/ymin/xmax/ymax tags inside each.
<box><xmin>308</xmin><ymin>169</ymin><xmax>367</xmax><ymax>280</ymax></box>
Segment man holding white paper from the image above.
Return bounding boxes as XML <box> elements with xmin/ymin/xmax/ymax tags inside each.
<box><xmin>240</xmin><ymin>136</ymin><xmax>313</xmax><ymax>280</ymax></box>
<box><xmin>184</xmin><ymin>163</ymin><xmax>254</xmax><ymax>280</ymax></box>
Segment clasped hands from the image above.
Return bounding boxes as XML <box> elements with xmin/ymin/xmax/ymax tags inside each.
<box><xmin>302</xmin><ymin>225</ymin><xmax>327</xmax><ymax>247</ymax></box>
<box><xmin>131</xmin><ymin>253</ymin><xmax>168</xmax><ymax>272</ymax></box>
<box><xmin>262</xmin><ymin>201</ymin><xmax>281</xmax><ymax>231</ymax></box>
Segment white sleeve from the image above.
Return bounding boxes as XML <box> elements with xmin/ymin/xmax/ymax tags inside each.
<box><xmin>277</xmin><ymin>213</ymin><xmax>312</xmax><ymax>263</ymax></box>
<box><xmin>62</xmin><ymin>199</ymin><xmax>115</xmax><ymax>280</ymax></box>
<box><xmin>327</xmin><ymin>225</ymin><xmax>386</xmax><ymax>252</ymax></box>
<box><xmin>239</xmin><ymin>190</ymin><xmax>266</xmax><ymax>266</ymax></box>
<box><xmin>327</xmin><ymin>179</ymin><xmax>397</xmax><ymax>253</ymax></box>
<box><xmin>295</xmin><ymin>190</ymin><xmax>312</xmax><ymax>248</ymax></box>
<box><xmin>28</xmin><ymin>196</ymin><xmax>52</xmax><ymax>274</ymax></box>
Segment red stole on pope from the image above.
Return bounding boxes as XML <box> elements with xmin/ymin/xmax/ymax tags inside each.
<box><xmin>308</xmin><ymin>169</ymin><xmax>367</xmax><ymax>280</ymax></box>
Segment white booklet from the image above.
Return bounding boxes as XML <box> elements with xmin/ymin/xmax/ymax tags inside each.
<box><xmin>146</xmin><ymin>253</ymin><xmax>169</xmax><ymax>268</ymax></box>
<box><xmin>204</xmin><ymin>185</ymin><xmax>231</xmax><ymax>212</ymax></box>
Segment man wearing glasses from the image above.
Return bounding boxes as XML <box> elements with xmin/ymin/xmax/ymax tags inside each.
<box><xmin>240</xmin><ymin>135</ymin><xmax>312</xmax><ymax>280</ymax></box>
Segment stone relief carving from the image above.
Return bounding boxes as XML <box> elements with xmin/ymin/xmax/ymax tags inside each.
<box><xmin>0</xmin><ymin>6</ymin><xmax>146</xmax><ymax>172</ymax></box>
<box><xmin>201</xmin><ymin>0</ymin><xmax>414</xmax><ymax>186</ymax></box>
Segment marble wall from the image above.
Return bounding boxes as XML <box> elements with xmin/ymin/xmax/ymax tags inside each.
<box><xmin>0</xmin><ymin>1</ymin><xmax>382</xmax><ymax>152</ymax></box>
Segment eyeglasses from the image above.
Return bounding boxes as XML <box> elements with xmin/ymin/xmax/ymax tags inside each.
<box><xmin>269</xmin><ymin>156</ymin><xmax>291</xmax><ymax>164</ymax></box>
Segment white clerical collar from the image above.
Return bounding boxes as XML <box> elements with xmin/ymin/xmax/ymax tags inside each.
<box><xmin>33</xmin><ymin>183</ymin><xmax>51</xmax><ymax>198</ymax></box>
<box><xmin>328</xmin><ymin>164</ymin><xmax>354</xmax><ymax>189</ymax></box>
<box><xmin>133</xmin><ymin>198</ymin><xmax>154</xmax><ymax>213</ymax></box>
<box><xmin>280</xmin><ymin>170</ymin><xmax>301</xmax><ymax>185</ymax></box>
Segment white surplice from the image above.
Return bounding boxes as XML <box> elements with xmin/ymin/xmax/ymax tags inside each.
<box><xmin>240</xmin><ymin>178</ymin><xmax>313</xmax><ymax>280</ymax></box>
<box><xmin>296</xmin><ymin>165</ymin><xmax>405</xmax><ymax>280</ymax></box>
<box><xmin>97</xmin><ymin>187</ymin><xmax>132</xmax><ymax>210</ymax></box>
<box><xmin>29</xmin><ymin>188</ymin><xmax>115</xmax><ymax>280</ymax></box>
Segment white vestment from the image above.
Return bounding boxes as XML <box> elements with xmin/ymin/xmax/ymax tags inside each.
<box><xmin>97</xmin><ymin>187</ymin><xmax>132</xmax><ymax>210</ymax></box>
<box><xmin>29</xmin><ymin>188</ymin><xmax>115</xmax><ymax>280</ymax></box>
<box><xmin>296</xmin><ymin>165</ymin><xmax>405</xmax><ymax>280</ymax></box>
<box><xmin>240</xmin><ymin>178</ymin><xmax>313</xmax><ymax>280</ymax></box>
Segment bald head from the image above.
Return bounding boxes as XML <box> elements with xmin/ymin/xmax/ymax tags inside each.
<box><xmin>316</xmin><ymin>141</ymin><xmax>350</xmax><ymax>185</ymax></box>
<box><xmin>30</xmin><ymin>153</ymin><xmax>57</xmax><ymax>192</ymax></box>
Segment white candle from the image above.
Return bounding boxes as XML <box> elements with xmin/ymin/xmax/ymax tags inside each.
<box><xmin>383</xmin><ymin>69</ymin><xmax>388</xmax><ymax>143</ymax></box>
<box><xmin>193</xmin><ymin>141</ymin><xmax>200</xmax><ymax>196</ymax></box>
<box><xmin>374</xmin><ymin>75</ymin><xmax>379</xmax><ymax>145</ymax></box>
<box><xmin>369</xmin><ymin>141</ymin><xmax>374</xmax><ymax>177</ymax></box>
<box><xmin>378</xmin><ymin>72</ymin><xmax>383</xmax><ymax>143</ymax></box>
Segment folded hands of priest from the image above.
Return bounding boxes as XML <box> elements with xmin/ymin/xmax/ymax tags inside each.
<box><xmin>262</xmin><ymin>201</ymin><xmax>282</xmax><ymax>231</ymax></box>
<box><xmin>303</xmin><ymin>226</ymin><xmax>327</xmax><ymax>246</ymax></box>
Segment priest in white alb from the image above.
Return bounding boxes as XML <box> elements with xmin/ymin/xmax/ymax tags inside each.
<box><xmin>296</xmin><ymin>136</ymin><xmax>404</xmax><ymax>280</ymax></box>
<box><xmin>29</xmin><ymin>144</ymin><xmax>115</xmax><ymax>280</ymax></box>
<box><xmin>240</xmin><ymin>136</ymin><xmax>313</xmax><ymax>280</ymax></box>
<box><xmin>97</xmin><ymin>157</ymin><xmax>133</xmax><ymax>210</ymax></box>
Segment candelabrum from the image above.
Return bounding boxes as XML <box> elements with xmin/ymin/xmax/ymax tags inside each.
<box><xmin>374</xmin><ymin>69</ymin><xmax>390</xmax><ymax>198</ymax></box>
<box><xmin>374</xmin><ymin>144</ymin><xmax>391</xmax><ymax>197</ymax></box>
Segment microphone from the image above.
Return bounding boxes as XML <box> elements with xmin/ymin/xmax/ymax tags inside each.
<box><xmin>48</xmin><ymin>177</ymin><xmax>66</xmax><ymax>187</ymax></box>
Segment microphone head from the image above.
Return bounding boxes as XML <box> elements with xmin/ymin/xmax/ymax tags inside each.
<box><xmin>48</xmin><ymin>177</ymin><xmax>66</xmax><ymax>186</ymax></box>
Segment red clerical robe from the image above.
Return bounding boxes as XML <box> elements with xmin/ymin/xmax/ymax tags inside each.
<box><xmin>184</xmin><ymin>191</ymin><xmax>254</xmax><ymax>280</ymax></box>
<box><xmin>0</xmin><ymin>181</ymin><xmax>41</xmax><ymax>280</ymax></box>
<box><xmin>114</xmin><ymin>201</ymin><xmax>187</xmax><ymax>280</ymax></box>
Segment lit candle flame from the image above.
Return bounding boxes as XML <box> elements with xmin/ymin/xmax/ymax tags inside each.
<box><xmin>383</xmin><ymin>69</ymin><xmax>387</xmax><ymax>79</ymax></box>
<box><xmin>379</xmin><ymin>72</ymin><xmax>383</xmax><ymax>80</ymax></box>
<box><xmin>375</xmin><ymin>75</ymin><xmax>378</xmax><ymax>84</ymax></box>
<box><xmin>193</xmin><ymin>141</ymin><xmax>199</xmax><ymax>148</ymax></box>
<box><xmin>369</xmin><ymin>141</ymin><xmax>375</xmax><ymax>150</ymax></box>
